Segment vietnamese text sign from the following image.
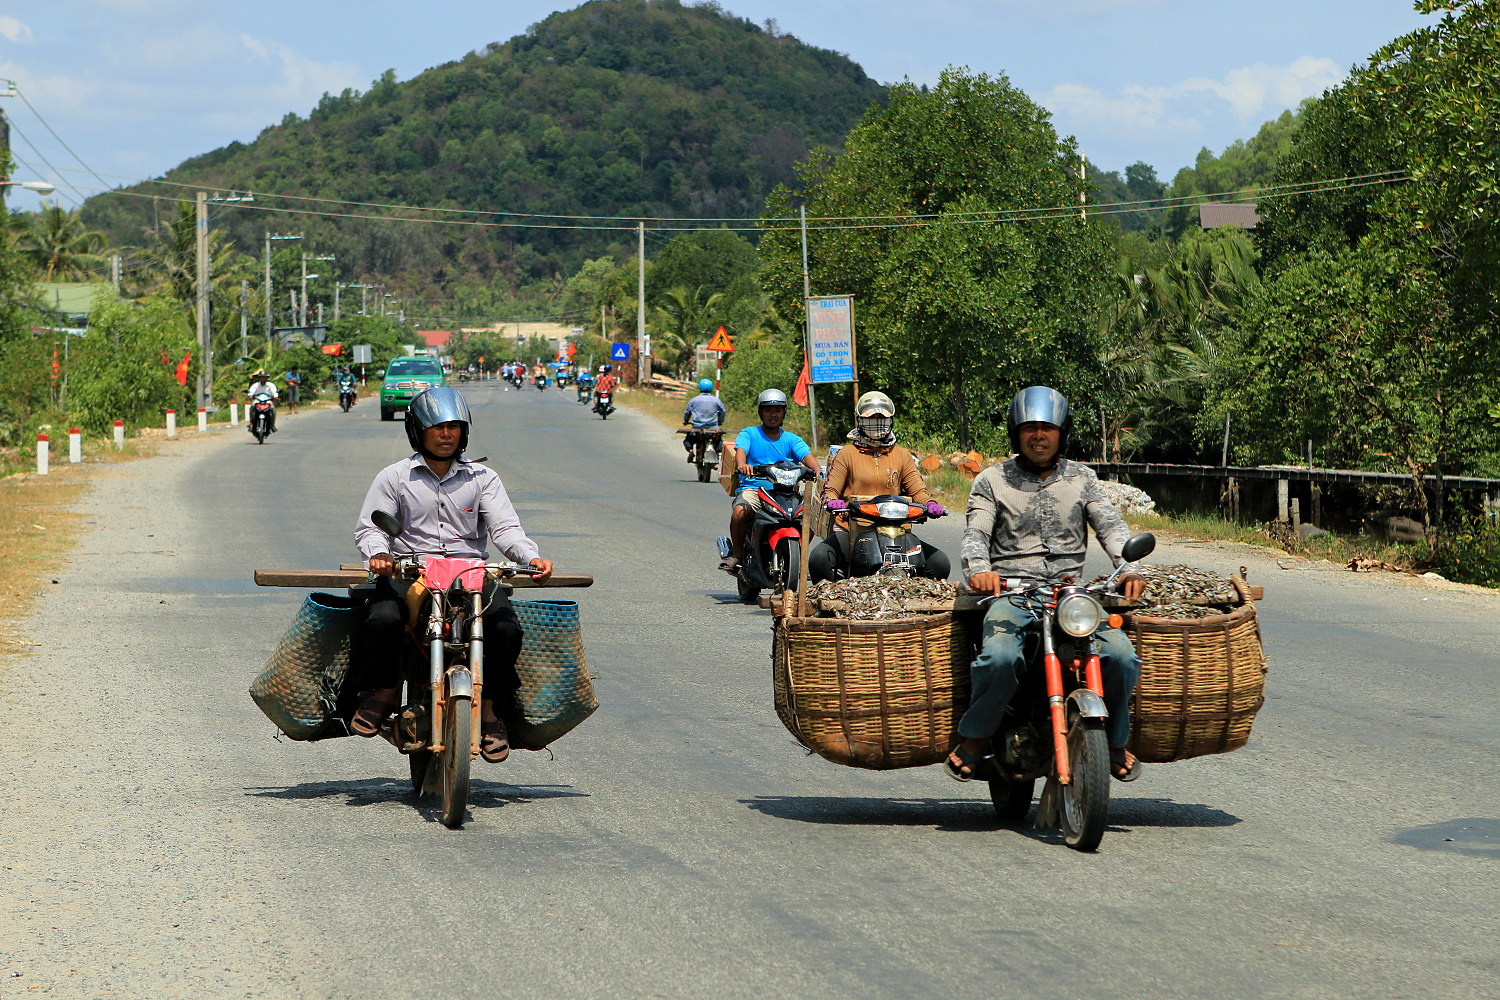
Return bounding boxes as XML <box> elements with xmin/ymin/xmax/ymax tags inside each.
<box><xmin>806</xmin><ymin>297</ymin><xmax>856</xmax><ymax>384</ymax></box>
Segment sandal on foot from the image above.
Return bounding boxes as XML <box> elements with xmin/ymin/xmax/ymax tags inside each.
<box><xmin>945</xmin><ymin>744</ymin><xmax>993</xmax><ymax>783</ymax></box>
<box><xmin>480</xmin><ymin>720</ymin><xmax>510</xmax><ymax>763</ymax></box>
<box><xmin>718</xmin><ymin>556</ymin><xmax>740</xmax><ymax>573</ymax></box>
<box><xmin>351</xmin><ymin>697</ymin><xmax>397</xmax><ymax>737</ymax></box>
<box><xmin>1110</xmin><ymin>748</ymin><xmax>1142</xmax><ymax>782</ymax></box>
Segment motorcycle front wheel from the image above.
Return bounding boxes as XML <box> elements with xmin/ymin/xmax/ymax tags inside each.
<box><xmin>736</xmin><ymin>571</ymin><xmax>760</xmax><ymax>604</ymax></box>
<box><xmin>440</xmin><ymin>694</ymin><xmax>472</xmax><ymax>828</ymax></box>
<box><xmin>778</xmin><ymin>538</ymin><xmax>802</xmax><ymax>597</ymax></box>
<box><xmin>697</xmin><ymin>463</ymin><xmax>714</xmax><ymax>482</ymax></box>
<box><xmin>1059</xmin><ymin>715</ymin><xmax>1110</xmax><ymax>851</ymax></box>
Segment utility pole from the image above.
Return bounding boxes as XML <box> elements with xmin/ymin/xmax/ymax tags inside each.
<box><xmin>637</xmin><ymin>221</ymin><xmax>647</xmax><ymax>384</ymax></box>
<box><xmin>301</xmin><ymin>253</ymin><xmax>336</xmax><ymax>327</ymax></box>
<box><xmin>264</xmin><ymin>232</ymin><xmax>301</xmax><ymax>364</ymax></box>
<box><xmin>239</xmin><ymin>279</ymin><xmax>249</xmax><ymax>361</ymax></box>
<box><xmin>800</xmin><ymin>204</ymin><xmax>818</xmax><ymax>452</ymax></box>
<box><xmin>195</xmin><ymin>191</ymin><xmax>211</xmax><ymax>408</ymax></box>
<box><xmin>1079</xmin><ymin>155</ymin><xmax>1088</xmax><ymax>221</ymax></box>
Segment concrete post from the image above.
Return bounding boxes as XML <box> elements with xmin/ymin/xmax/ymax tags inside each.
<box><xmin>166</xmin><ymin>409</ymin><xmax>177</xmax><ymax>438</ymax></box>
<box><xmin>68</xmin><ymin>427</ymin><xmax>81</xmax><ymax>463</ymax></box>
<box><xmin>229</xmin><ymin>402</ymin><xmax>239</xmax><ymax>426</ymax></box>
<box><xmin>197</xmin><ymin>408</ymin><xmax>208</xmax><ymax>432</ymax></box>
<box><xmin>113</xmin><ymin>420</ymin><xmax>124</xmax><ymax>450</ymax></box>
<box><xmin>36</xmin><ymin>433</ymin><xmax>49</xmax><ymax>475</ymax></box>
<box><xmin>1290</xmin><ymin>497</ymin><xmax>1301</xmax><ymax>535</ymax></box>
<box><xmin>1277</xmin><ymin>479</ymin><xmax>1289</xmax><ymax>523</ymax></box>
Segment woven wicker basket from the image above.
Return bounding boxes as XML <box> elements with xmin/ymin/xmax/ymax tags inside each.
<box><xmin>504</xmin><ymin>599</ymin><xmax>598</xmax><ymax>750</ymax></box>
<box><xmin>772</xmin><ymin>611</ymin><xmax>970</xmax><ymax>770</ymax></box>
<box><xmin>1123</xmin><ymin>576</ymin><xmax>1267</xmax><ymax>763</ymax></box>
<box><xmin>249</xmin><ymin>592</ymin><xmax>367</xmax><ymax>741</ymax></box>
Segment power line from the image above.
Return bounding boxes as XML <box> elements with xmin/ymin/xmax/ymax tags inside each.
<box><xmin>12</xmin><ymin>85</ymin><xmax>115</xmax><ymax>196</ymax></box>
<box><xmin>4</xmin><ymin>122</ymin><xmax>86</xmax><ymax>209</ymax></box>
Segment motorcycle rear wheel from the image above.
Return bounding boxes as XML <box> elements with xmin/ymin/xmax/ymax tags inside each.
<box><xmin>1059</xmin><ymin>716</ymin><xmax>1110</xmax><ymax>851</ymax></box>
<box><xmin>988</xmin><ymin>776</ymin><xmax>1036</xmax><ymax>824</ymax></box>
<box><xmin>736</xmin><ymin>571</ymin><xmax>759</xmax><ymax>604</ymax></box>
<box><xmin>408</xmin><ymin>749</ymin><xmax>434</xmax><ymax>795</ymax></box>
<box><xmin>440</xmin><ymin>694</ymin><xmax>472</xmax><ymax>828</ymax></box>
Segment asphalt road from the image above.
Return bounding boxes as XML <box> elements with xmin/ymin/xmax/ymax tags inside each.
<box><xmin>2</xmin><ymin>381</ymin><xmax>1496</xmax><ymax>999</ymax></box>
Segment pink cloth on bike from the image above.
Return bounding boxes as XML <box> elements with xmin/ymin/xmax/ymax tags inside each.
<box><xmin>422</xmin><ymin>557</ymin><xmax>488</xmax><ymax>592</ymax></box>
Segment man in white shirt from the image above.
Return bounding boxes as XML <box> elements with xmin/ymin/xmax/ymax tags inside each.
<box><xmin>246</xmin><ymin>370</ymin><xmax>279</xmax><ymax>433</ymax></box>
<box><xmin>351</xmin><ymin>387</ymin><xmax>553</xmax><ymax>762</ymax></box>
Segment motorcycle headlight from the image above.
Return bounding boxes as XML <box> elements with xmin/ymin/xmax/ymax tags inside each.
<box><xmin>876</xmin><ymin>500</ymin><xmax>909</xmax><ymax>519</ymax></box>
<box><xmin>771</xmin><ymin>468</ymin><xmax>801</xmax><ymax>487</ymax></box>
<box><xmin>1056</xmin><ymin>594</ymin><xmax>1103</xmax><ymax>637</ymax></box>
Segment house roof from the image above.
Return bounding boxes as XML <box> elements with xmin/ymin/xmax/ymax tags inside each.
<box><xmin>37</xmin><ymin>282</ymin><xmax>109</xmax><ymax>319</ymax></box>
<box><xmin>1199</xmin><ymin>203</ymin><xmax>1260</xmax><ymax>229</ymax></box>
<box><xmin>416</xmin><ymin>330</ymin><xmax>452</xmax><ymax>348</ymax></box>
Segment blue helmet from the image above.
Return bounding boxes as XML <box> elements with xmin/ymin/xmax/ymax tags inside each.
<box><xmin>699</xmin><ymin>378</ymin><xmax>714</xmax><ymax>392</ymax></box>
<box><xmin>405</xmin><ymin>386</ymin><xmax>472</xmax><ymax>456</ymax></box>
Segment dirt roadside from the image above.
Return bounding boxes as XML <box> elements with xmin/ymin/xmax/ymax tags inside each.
<box><xmin>0</xmin><ymin>422</ymin><xmax>335</xmax><ymax>999</ymax></box>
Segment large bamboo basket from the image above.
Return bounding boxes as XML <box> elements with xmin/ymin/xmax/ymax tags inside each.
<box><xmin>772</xmin><ymin>607</ymin><xmax>970</xmax><ymax>770</ymax></box>
<box><xmin>1122</xmin><ymin>575</ymin><xmax>1268</xmax><ymax>763</ymax></box>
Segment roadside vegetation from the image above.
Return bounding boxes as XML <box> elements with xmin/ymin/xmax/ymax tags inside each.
<box><xmin>5</xmin><ymin>0</ymin><xmax>1498</xmax><ymax>585</ymax></box>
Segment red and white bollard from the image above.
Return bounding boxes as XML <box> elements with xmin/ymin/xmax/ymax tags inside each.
<box><xmin>113</xmin><ymin>419</ymin><xmax>125</xmax><ymax>449</ymax></box>
<box><xmin>36</xmin><ymin>433</ymin><xmax>49</xmax><ymax>475</ymax></box>
<box><xmin>229</xmin><ymin>401</ymin><xmax>239</xmax><ymax>426</ymax></box>
<box><xmin>166</xmin><ymin>409</ymin><xmax>177</xmax><ymax>438</ymax></box>
<box><xmin>197</xmin><ymin>407</ymin><xmax>208</xmax><ymax>432</ymax></box>
<box><xmin>69</xmin><ymin>427</ymin><xmax>81</xmax><ymax>463</ymax></box>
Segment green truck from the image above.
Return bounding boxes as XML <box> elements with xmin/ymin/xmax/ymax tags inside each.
<box><xmin>379</xmin><ymin>356</ymin><xmax>447</xmax><ymax>421</ymax></box>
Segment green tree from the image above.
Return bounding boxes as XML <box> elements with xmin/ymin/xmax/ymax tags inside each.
<box><xmin>758</xmin><ymin>68</ymin><xmax>1115</xmax><ymax>450</ymax></box>
<box><xmin>15</xmin><ymin>202</ymin><xmax>109</xmax><ymax>280</ymax></box>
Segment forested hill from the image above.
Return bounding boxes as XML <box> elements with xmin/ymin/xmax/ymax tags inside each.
<box><xmin>81</xmin><ymin>0</ymin><xmax>887</xmax><ymax>299</ymax></box>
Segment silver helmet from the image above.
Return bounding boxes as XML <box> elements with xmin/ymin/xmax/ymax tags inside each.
<box><xmin>854</xmin><ymin>390</ymin><xmax>896</xmax><ymax>440</ymax></box>
<box><xmin>756</xmin><ymin>388</ymin><xmax>789</xmax><ymax>409</ymax></box>
<box><xmin>405</xmin><ymin>386</ymin><xmax>472</xmax><ymax>455</ymax></box>
<box><xmin>1006</xmin><ymin>386</ymin><xmax>1072</xmax><ymax>454</ymax></box>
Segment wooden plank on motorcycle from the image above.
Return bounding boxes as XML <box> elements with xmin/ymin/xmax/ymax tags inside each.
<box><xmin>255</xmin><ymin>570</ymin><xmax>595</xmax><ymax>589</ymax></box>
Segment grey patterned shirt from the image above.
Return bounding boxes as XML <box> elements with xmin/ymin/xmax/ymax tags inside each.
<box><xmin>961</xmin><ymin>458</ymin><xmax>1129</xmax><ymax>586</ymax></box>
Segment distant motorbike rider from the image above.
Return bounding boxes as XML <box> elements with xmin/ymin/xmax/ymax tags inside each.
<box><xmin>593</xmin><ymin>364</ymin><xmax>617</xmax><ymax>408</ymax></box>
<box><xmin>947</xmin><ymin>386</ymin><xmax>1147</xmax><ymax>782</ymax></box>
<box><xmin>351</xmin><ymin>386</ymin><xmax>554</xmax><ymax>763</ymax></box>
<box><xmin>246</xmin><ymin>369</ymin><xmax>279</xmax><ymax>433</ymax></box>
<box><xmin>808</xmin><ymin>390</ymin><xmax>950</xmax><ymax>582</ymax></box>
<box><xmin>722</xmin><ymin>388</ymin><xmax>820</xmax><ymax>572</ymax></box>
<box><xmin>682</xmin><ymin>378</ymin><xmax>726</xmax><ymax>459</ymax></box>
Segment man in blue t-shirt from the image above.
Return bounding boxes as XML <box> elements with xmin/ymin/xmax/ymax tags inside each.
<box><xmin>721</xmin><ymin>388</ymin><xmax>820</xmax><ymax>572</ymax></box>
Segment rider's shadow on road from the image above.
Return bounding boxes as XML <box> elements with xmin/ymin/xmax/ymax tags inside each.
<box><xmin>741</xmin><ymin>794</ymin><xmax>1240</xmax><ymax>834</ymax></box>
<box><xmin>247</xmin><ymin>779</ymin><xmax>589</xmax><ymax>816</ymax></box>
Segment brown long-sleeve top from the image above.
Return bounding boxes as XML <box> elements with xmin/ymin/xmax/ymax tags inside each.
<box><xmin>822</xmin><ymin>444</ymin><xmax>931</xmax><ymax>507</ymax></box>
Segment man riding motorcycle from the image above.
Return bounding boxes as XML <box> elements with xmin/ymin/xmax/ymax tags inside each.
<box><xmin>246</xmin><ymin>369</ymin><xmax>279</xmax><ymax>434</ymax></box>
<box><xmin>351</xmin><ymin>387</ymin><xmax>554</xmax><ymax>763</ymax></box>
<box><xmin>948</xmin><ymin>386</ymin><xmax>1147</xmax><ymax>783</ymax></box>
<box><xmin>807</xmin><ymin>390</ymin><xmax>950</xmax><ymax>582</ymax></box>
<box><xmin>593</xmin><ymin>364</ymin><xmax>617</xmax><ymax>411</ymax></box>
<box><xmin>722</xmin><ymin>388</ymin><xmax>820</xmax><ymax>573</ymax></box>
<box><xmin>682</xmin><ymin>378</ymin><xmax>726</xmax><ymax>461</ymax></box>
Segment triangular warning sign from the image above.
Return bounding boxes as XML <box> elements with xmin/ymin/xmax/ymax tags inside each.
<box><xmin>706</xmin><ymin>326</ymin><xmax>734</xmax><ymax>352</ymax></box>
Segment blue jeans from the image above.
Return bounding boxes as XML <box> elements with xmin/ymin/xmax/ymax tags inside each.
<box><xmin>957</xmin><ymin>599</ymin><xmax>1140</xmax><ymax>749</ymax></box>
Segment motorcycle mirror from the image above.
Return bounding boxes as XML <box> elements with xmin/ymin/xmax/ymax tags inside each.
<box><xmin>1121</xmin><ymin>533</ymin><xmax>1156</xmax><ymax>563</ymax></box>
<box><xmin>371</xmin><ymin>510</ymin><xmax>403</xmax><ymax>537</ymax></box>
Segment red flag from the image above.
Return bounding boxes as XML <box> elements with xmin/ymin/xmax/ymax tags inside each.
<box><xmin>175</xmin><ymin>352</ymin><xmax>191</xmax><ymax>386</ymax></box>
<box><xmin>51</xmin><ymin>348</ymin><xmax>60</xmax><ymax>382</ymax></box>
<box><xmin>566</xmin><ymin>341</ymin><xmax>577</xmax><ymax>358</ymax></box>
<box><xmin>792</xmin><ymin>354</ymin><xmax>810</xmax><ymax>406</ymax></box>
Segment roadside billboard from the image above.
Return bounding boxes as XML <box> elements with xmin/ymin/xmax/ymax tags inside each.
<box><xmin>806</xmin><ymin>296</ymin><xmax>855</xmax><ymax>384</ymax></box>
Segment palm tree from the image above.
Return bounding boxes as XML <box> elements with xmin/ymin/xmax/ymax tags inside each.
<box><xmin>128</xmin><ymin>200</ymin><xmax>249</xmax><ymax>303</ymax></box>
<box><xmin>651</xmin><ymin>286</ymin><xmax>725</xmax><ymax>379</ymax></box>
<box><xmin>15</xmin><ymin>202</ymin><xmax>108</xmax><ymax>280</ymax></box>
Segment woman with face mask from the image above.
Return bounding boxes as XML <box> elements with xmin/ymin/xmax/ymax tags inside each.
<box><xmin>807</xmin><ymin>391</ymin><xmax>951</xmax><ymax>583</ymax></box>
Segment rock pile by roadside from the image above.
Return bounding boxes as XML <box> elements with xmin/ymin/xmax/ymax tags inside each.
<box><xmin>1097</xmin><ymin>479</ymin><xmax>1157</xmax><ymax>516</ymax></box>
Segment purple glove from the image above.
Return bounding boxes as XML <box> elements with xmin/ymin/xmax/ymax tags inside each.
<box><xmin>825</xmin><ymin>499</ymin><xmax>848</xmax><ymax>512</ymax></box>
<box><xmin>925</xmin><ymin>501</ymin><xmax>947</xmax><ymax>518</ymax></box>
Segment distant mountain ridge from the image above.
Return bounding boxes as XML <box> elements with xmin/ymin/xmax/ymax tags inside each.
<box><xmin>82</xmin><ymin>0</ymin><xmax>887</xmax><ymax>297</ymax></box>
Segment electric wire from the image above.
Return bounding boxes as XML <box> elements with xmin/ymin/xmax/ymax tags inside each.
<box><xmin>4</xmin><ymin>122</ymin><xmax>87</xmax><ymax>208</ymax></box>
<box><xmin>13</xmin><ymin>85</ymin><xmax>116</xmax><ymax>197</ymax></box>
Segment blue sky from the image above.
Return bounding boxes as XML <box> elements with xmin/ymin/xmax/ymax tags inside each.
<box><xmin>1</xmin><ymin>0</ymin><xmax>1437</xmax><ymax>213</ymax></box>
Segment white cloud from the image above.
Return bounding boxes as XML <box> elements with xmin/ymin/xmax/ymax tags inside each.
<box><xmin>238</xmin><ymin>33</ymin><xmax>363</xmax><ymax>109</ymax></box>
<box><xmin>1176</xmin><ymin>57</ymin><xmax>1343</xmax><ymax>120</ymax></box>
<box><xmin>0</xmin><ymin>16</ymin><xmax>34</xmax><ymax>43</ymax></box>
<box><xmin>1045</xmin><ymin>56</ymin><xmax>1345</xmax><ymax>135</ymax></box>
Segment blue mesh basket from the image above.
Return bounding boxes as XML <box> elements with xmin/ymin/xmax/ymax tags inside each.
<box><xmin>505</xmin><ymin>599</ymin><xmax>598</xmax><ymax>749</ymax></box>
<box><xmin>249</xmin><ymin>592</ymin><xmax>366</xmax><ymax>740</ymax></box>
